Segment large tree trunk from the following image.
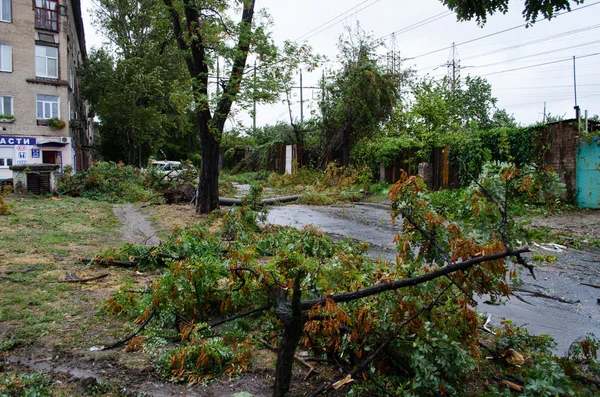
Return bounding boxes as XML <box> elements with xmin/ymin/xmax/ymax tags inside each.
<box><xmin>197</xmin><ymin>121</ymin><xmax>220</xmax><ymax>214</ymax></box>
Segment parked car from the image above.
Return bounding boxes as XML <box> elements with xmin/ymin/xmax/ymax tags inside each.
<box><xmin>149</xmin><ymin>160</ymin><xmax>187</xmax><ymax>180</ymax></box>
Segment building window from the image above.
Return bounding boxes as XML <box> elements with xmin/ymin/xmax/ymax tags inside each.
<box><xmin>0</xmin><ymin>43</ymin><xmax>11</xmax><ymax>72</ymax></box>
<box><xmin>36</xmin><ymin>94</ymin><xmax>59</xmax><ymax>119</ymax></box>
<box><xmin>0</xmin><ymin>147</ymin><xmax>12</xmax><ymax>168</ymax></box>
<box><xmin>35</xmin><ymin>45</ymin><xmax>58</xmax><ymax>78</ymax></box>
<box><xmin>1</xmin><ymin>0</ymin><xmax>11</xmax><ymax>23</ymax></box>
<box><xmin>0</xmin><ymin>95</ymin><xmax>12</xmax><ymax>116</ymax></box>
<box><xmin>35</xmin><ymin>0</ymin><xmax>58</xmax><ymax>31</ymax></box>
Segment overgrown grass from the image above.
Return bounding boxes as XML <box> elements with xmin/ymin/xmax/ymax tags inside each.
<box><xmin>0</xmin><ymin>195</ymin><xmax>125</xmax><ymax>351</ymax></box>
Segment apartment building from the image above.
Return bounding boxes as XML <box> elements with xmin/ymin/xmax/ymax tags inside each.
<box><xmin>0</xmin><ymin>0</ymin><xmax>93</xmax><ymax>181</ymax></box>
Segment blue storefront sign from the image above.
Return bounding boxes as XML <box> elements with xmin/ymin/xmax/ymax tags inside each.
<box><xmin>0</xmin><ymin>136</ymin><xmax>37</xmax><ymax>145</ymax></box>
<box><xmin>31</xmin><ymin>149</ymin><xmax>40</xmax><ymax>158</ymax></box>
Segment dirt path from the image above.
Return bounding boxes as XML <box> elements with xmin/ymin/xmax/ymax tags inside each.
<box><xmin>113</xmin><ymin>204</ymin><xmax>161</xmax><ymax>246</ymax></box>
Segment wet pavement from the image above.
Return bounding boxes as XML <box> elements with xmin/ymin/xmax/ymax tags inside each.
<box><xmin>267</xmin><ymin>203</ymin><xmax>600</xmax><ymax>354</ymax></box>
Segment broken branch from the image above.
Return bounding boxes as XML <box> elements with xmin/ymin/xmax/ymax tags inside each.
<box><xmin>257</xmin><ymin>337</ymin><xmax>319</xmax><ymax>376</ymax></box>
<box><xmin>54</xmin><ymin>273</ymin><xmax>109</xmax><ymax>283</ymax></box>
<box><xmin>310</xmin><ymin>285</ymin><xmax>451</xmax><ymax>396</ymax></box>
<box><xmin>101</xmin><ymin>309</ymin><xmax>156</xmax><ymax>351</ymax></box>
<box><xmin>301</xmin><ymin>248</ymin><xmax>529</xmax><ymax>310</ymax></box>
<box><xmin>581</xmin><ymin>283</ymin><xmax>600</xmax><ymax>289</ymax></box>
<box><xmin>82</xmin><ymin>258</ymin><xmax>139</xmax><ymax>268</ymax></box>
<box><xmin>511</xmin><ymin>287</ymin><xmax>575</xmax><ymax>304</ymax></box>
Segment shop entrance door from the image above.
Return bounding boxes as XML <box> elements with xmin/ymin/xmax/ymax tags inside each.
<box><xmin>42</xmin><ymin>151</ymin><xmax>58</xmax><ymax>164</ymax></box>
<box><xmin>42</xmin><ymin>150</ymin><xmax>62</xmax><ymax>173</ymax></box>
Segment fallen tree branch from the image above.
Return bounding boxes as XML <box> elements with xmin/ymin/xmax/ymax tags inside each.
<box><xmin>310</xmin><ymin>285</ymin><xmax>451</xmax><ymax>396</ymax></box>
<box><xmin>511</xmin><ymin>287</ymin><xmax>575</xmax><ymax>304</ymax></box>
<box><xmin>0</xmin><ymin>275</ymin><xmax>25</xmax><ymax>283</ymax></box>
<box><xmin>208</xmin><ymin>305</ymin><xmax>271</xmax><ymax>328</ymax></box>
<box><xmin>54</xmin><ymin>273</ymin><xmax>109</xmax><ymax>284</ymax></box>
<box><xmin>0</xmin><ymin>265</ymin><xmax>37</xmax><ymax>275</ymax></box>
<box><xmin>511</xmin><ymin>292</ymin><xmax>535</xmax><ymax>306</ymax></box>
<box><xmin>101</xmin><ymin>309</ymin><xmax>156</xmax><ymax>351</ymax></box>
<box><xmin>402</xmin><ymin>211</ymin><xmax>478</xmax><ymax>306</ymax></box>
<box><xmin>581</xmin><ymin>283</ymin><xmax>600</xmax><ymax>289</ymax></box>
<box><xmin>82</xmin><ymin>258</ymin><xmax>139</xmax><ymax>268</ymax></box>
<box><xmin>301</xmin><ymin>248</ymin><xmax>530</xmax><ymax>310</ymax></box>
<box><xmin>257</xmin><ymin>337</ymin><xmax>319</xmax><ymax>376</ymax></box>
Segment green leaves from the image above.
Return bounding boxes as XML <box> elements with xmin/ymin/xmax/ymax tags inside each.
<box><xmin>439</xmin><ymin>0</ymin><xmax>584</xmax><ymax>26</ymax></box>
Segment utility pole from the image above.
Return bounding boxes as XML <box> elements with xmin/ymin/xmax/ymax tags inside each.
<box><xmin>447</xmin><ymin>42</ymin><xmax>460</xmax><ymax>94</ymax></box>
<box><xmin>253</xmin><ymin>61</ymin><xmax>257</xmax><ymax>132</ymax></box>
<box><xmin>573</xmin><ymin>56</ymin><xmax>580</xmax><ymax>121</ymax></box>
<box><xmin>299</xmin><ymin>69</ymin><xmax>304</xmax><ymax>124</ymax></box>
<box><xmin>391</xmin><ymin>33</ymin><xmax>396</xmax><ymax>75</ymax></box>
<box><xmin>543</xmin><ymin>102</ymin><xmax>547</xmax><ymax>123</ymax></box>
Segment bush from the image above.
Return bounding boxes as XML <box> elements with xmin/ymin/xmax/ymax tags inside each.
<box><xmin>58</xmin><ymin>161</ymin><xmax>153</xmax><ymax>203</ymax></box>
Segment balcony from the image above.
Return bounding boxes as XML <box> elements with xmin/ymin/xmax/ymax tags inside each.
<box><xmin>35</xmin><ymin>0</ymin><xmax>58</xmax><ymax>32</ymax></box>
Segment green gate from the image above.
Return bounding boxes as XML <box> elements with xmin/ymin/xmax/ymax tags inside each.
<box><xmin>576</xmin><ymin>136</ymin><xmax>600</xmax><ymax>209</ymax></box>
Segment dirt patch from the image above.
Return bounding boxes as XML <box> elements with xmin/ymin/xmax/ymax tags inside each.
<box><xmin>113</xmin><ymin>204</ymin><xmax>161</xmax><ymax>246</ymax></box>
<box><xmin>528</xmin><ymin>210</ymin><xmax>600</xmax><ymax>240</ymax></box>
<box><xmin>139</xmin><ymin>203</ymin><xmax>209</xmax><ymax>237</ymax></box>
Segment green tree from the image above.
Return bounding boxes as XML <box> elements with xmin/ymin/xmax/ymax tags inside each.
<box><xmin>440</xmin><ymin>0</ymin><xmax>584</xmax><ymax>25</ymax></box>
<box><xmin>320</xmin><ymin>26</ymin><xmax>404</xmax><ymax>166</ymax></box>
<box><xmin>161</xmin><ymin>0</ymin><xmax>315</xmax><ymax>213</ymax></box>
<box><xmin>81</xmin><ymin>49</ymin><xmax>190</xmax><ymax>165</ymax></box>
<box><xmin>82</xmin><ymin>0</ymin><xmax>195</xmax><ymax>166</ymax></box>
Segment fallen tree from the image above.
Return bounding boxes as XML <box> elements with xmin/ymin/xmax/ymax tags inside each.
<box><xmin>97</xmin><ymin>162</ymin><xmax>598</xmax><ymax>396</ymax></box>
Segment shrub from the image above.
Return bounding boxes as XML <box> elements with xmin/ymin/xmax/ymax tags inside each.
<box><xmin>58</xmin><ymin>161</ymin><xmax>153</xmax><ymax>203</ymax></box>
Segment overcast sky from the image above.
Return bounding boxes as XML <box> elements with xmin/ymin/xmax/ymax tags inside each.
<box><xmin>81</xmin><ymin>0</ymin><xmax>600</xmax><ymax>129</ymax></box>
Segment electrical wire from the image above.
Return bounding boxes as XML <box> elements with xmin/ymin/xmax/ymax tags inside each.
<box><xmin>294</xmin><ymin>0</ymin><xmax>383</xmax><ymax>42</ymax></box>
<box><xmin>479</xmin><ymin>52</ymin><xmax>600</xmax><ymax>77</ymax></box>
<box><xmin>494</xmin><ymin>83</ymin><xmax>600</xmax><ymax>90</ymax></box>
<box><xmin>461</xmin><ymin>23</ymin><xmax>600</xmax><ymax>62</ymax></box>
<box><xmin>500</xmin><ymin>93</ymin><xmax>600</xmax><ymax>108</ymax></box>
<box><xmin>467</xmin><ymin>39</ymin><xmax>600</xmax><ymax>70</ymax></box>
<box><xmin>407</xmin><ymin>0</ymin><xmax>600</xmax><ymax>60</ymax></box>
<box><xmin>378</xmin><ymin>11</ymin><xmax>453</xmax><ymax>41</ymax></box>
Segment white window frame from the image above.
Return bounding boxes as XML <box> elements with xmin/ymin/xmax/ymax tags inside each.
<box><xmin>36</xmin><ymin>94</ymin><xmax>59</xmax><ymax>119</ymax></box>
<box><xmin>1</xmin><ymin>0</ymin><xmax>11</xmax><ymax>22</ymax></box>
<box><xmin>35</xmin><ymin>45</ymin><xmax>58</xmax><ymax>79</ymax></box>
<box><xmin>0</xmin><ymin>148</ymin><xmax>13</xmax><ymax>168</ymax></box>
<box><xmin>0</xmin><ymin>95</ymin><xmax>12</xmax><ymax>116</ymax></box>
<box><xmin>0</xmin><ymin>157</ymin><xmax>13</xmax><ymax>168</ymax></box>
<box><xmin>0</xmin><ymin>43</ymin><xmax>11</xmax><ymax>72</ymax></box>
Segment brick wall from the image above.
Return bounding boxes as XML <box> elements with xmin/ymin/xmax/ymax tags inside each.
<box><xmin>535</xmin><ymin>121</ymin><xmax>580</xmax><ymax>200</ymax></box>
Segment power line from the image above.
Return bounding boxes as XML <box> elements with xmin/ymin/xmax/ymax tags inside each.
<box><xmin>501</xmin><ymin>93</ymin><xmax>600</xmax><ymax>108</ymax></box>
<box><xmin>479</xmin><ymin>52</ymin><xmax>600</xmax><ymax>77</ymax></box>
<box><xmin>467</xmin><ymin>39</ymin><xmax>600</xmax><ymax>70</ymax></box>
<box><xmin>461</xmin><ymin>23</ymin><xmax>600</xmax><ymax>62</ymax></box>
<box><xmin>294</xmin><ymin>0</ymin><xmax>383</xmax><ymax>42</ymax></box>
<box><xmin>494</xmin><ymin>83</ymin><xmax>600</xmax><ymax>90</ymax></box>
<box><xmin>407</xmin><ymin>0</ymin><xmax>600</xmax><ymax>60</ymax></box>
<box><xmin>378</xmin><ymin>11</ymin><xmax>453</xmax><ymax>41</ymax></box>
